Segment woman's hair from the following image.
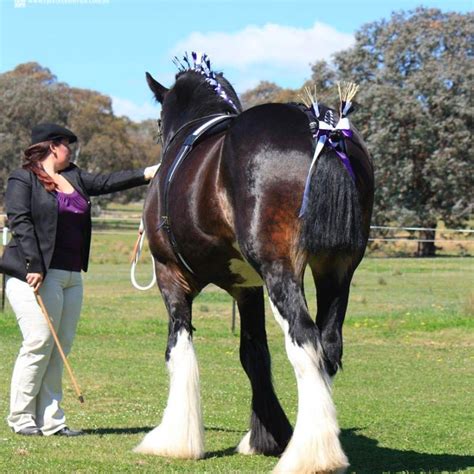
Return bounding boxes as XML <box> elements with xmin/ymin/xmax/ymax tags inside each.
<box><xmin>22</xmin><ymin>140</ymin><xmax>61</xmax><ymax>192</ymax></box>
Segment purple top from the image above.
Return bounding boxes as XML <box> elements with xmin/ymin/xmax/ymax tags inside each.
<box><xmin>49</xmin><ymin>189</ymin><xmax>89</xmax><ymax>272</ymax></box>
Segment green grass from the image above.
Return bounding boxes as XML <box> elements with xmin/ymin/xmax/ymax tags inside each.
<box><xmin>0</xmin><ymin>255</ymin><xmax>473</xmax><ymax>473</ymax></box>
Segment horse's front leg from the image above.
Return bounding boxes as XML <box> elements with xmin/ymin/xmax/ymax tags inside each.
<box><xmin>264</xmin><ymin>263</ymin><xmax>349</xmax><ymax>474</ymax></box>
<box><xmin>134</xmin><ymin>263</ymin><xmax>204</xmax><ymax>459</ymax></box>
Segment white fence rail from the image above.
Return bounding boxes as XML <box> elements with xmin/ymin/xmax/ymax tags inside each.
<box><xmin>1</xmin><ymin>221</ymin><xmax>473</xmax><ymax>245</ymax></box>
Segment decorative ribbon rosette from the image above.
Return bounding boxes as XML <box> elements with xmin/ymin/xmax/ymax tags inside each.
<box><xmin>299</xmin><ymin>82</ymin><xmax>359</xmax><ymax>217</ymax></box>
<box><xmin>173</xmin><ymin>52</ymin><xmax>240</xmax><ymax>113</ymax></box>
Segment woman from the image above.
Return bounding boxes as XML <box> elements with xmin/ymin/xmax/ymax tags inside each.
<box><xmin>1</xmin><ymin>123</ymin><xmax>158</xmax><ymax>437</ymax></box>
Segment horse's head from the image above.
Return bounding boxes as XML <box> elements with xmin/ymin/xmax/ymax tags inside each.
<box><xmin>146</xmin><ymin>53</ymin><xmax>241</xmax><ymax>149</ymax></box>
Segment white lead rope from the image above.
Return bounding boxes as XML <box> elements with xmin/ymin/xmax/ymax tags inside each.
<box><xmin>130</xmin><ymin>218</ymin><xmax>157</xmax><ymax>291</ymax></box>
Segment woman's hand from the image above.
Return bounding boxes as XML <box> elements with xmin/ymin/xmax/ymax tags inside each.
<box><xmin>144</xmin><ymin>164</ymin><xmax>160</xmax><ymax>181</ymax></box>
<box><xmin>26</xmin><ymin>272</ymin><xmax>43</xmax><ymax>292</ymax></box>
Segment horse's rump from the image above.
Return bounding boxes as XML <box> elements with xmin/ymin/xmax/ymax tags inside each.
<box><xmin>222</xmin><ymin>102</ymin><xmax>373</xmax><ymax>272</ymax></box>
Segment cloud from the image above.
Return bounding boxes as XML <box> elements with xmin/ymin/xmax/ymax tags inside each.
<box><xmin>171</xmin><ymin>22</ymin><xmax>354</xmax><ymax>88</ymax></box>
<box><xmin>111</xmin><ymin>96</ymin><xmax>158</xmax><ymax>122</ymax></box>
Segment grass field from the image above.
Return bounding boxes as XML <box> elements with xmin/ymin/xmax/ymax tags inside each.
<box><xmin>0</xmin><ymin>245</ymin><xmax>473</xmax><ymax>472</ymax></box>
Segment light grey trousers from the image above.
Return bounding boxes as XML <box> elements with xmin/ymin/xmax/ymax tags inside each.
<box><xmin>6</xmin><ymin>269</ymin><xmax>83</xmax><ymax>435</ymax></box>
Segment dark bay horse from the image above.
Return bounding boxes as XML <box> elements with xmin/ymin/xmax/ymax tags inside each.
<box><xmin>134</xmin><ymin>55</ymin><xmax>374</xmax><ymax>473</ymax></box>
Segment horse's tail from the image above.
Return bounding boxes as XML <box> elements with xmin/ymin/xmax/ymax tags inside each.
<box><xmin>300</xmin><ymin>149</ymin><xmax>366</xmax><ymax>255</ymax></box>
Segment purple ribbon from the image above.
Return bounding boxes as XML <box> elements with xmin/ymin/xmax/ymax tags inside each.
<box><xmin>326</xmin><ymin>130</ymin><xmax>355</xmax><ymax>181</ymax></box>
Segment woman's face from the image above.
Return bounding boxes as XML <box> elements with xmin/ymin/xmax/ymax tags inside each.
<box><xmin>50</xmin><ymin>139</ymin><xmax>72</xmax><ymax>170</ymax></box>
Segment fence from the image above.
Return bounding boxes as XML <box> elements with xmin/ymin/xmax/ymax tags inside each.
<box><xmin>1</xmin><ymin>221</ymin><xmax>472</xmax><ymax>327</ymax></box>
<box><xmin>1</xmin><ymin>217</ymin><xmax>473</xmax><ymax>256</ymax></box>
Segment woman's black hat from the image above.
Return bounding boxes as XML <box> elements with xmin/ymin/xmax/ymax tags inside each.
<box><xmin>31</xmin><ymin>123</ymin><xmax>78</xmax><ymax>145</ymax></box>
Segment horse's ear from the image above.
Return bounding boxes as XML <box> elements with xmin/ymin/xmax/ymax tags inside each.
<box><xmin>146</xmin><ymin>72</ymin><xmax>168</xmax><ymax>103</ymax></box>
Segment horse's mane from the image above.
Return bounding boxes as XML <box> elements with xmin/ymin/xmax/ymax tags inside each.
<box><xmin>173</xmin><ymin>70</ymin><xmax>242</xmax><ymax>117</ymax></box>
<box><xmin>170</xmin><ymin>53</ymin><xmax>242</xmax><ymax>117</ymax></box>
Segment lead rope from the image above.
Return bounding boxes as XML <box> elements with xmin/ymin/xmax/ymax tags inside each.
<box><xmin>130</xmin><ymin>218</ymin><xmax>157</xmax><ymax>291</ymax></box>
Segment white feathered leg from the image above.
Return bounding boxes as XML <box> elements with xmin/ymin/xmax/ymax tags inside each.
<box><xmin>270</xmin><ymin>299</ymin><xmax>348</xmax><ymax>474</ymax></box>
<box><xmin>134</xmin><ymin>330</ymin><xmax>204</xmax><ymax>459</ymax></box>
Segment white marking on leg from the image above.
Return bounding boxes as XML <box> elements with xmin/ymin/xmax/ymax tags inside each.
<box><xmin>269</xmin><ymin>299</ymin><xmax>348</xmax><ymax>473</ymax></box>
<box><xmin>236</xmin><ymin>430</ymin><xmax>256</xmax><ymax>455</ymax></box>
<box><xmin>134</xmin><ymin>330</ymin><xmax>204</xmax><ymax>459</ymax></box>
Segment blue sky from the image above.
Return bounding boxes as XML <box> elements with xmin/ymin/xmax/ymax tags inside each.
<box><xmin>0</xmin><ymin>0</ymin><xmax>471</xmax><ymax>121</ymax></box>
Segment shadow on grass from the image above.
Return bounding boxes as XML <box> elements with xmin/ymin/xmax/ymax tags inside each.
<box><xmin>342</xmin><ymin>427</ymin><xmax>474</xmax><ymax>473</ymax></box>
<box><xmin>81</xmin><ymin>425</ymin><xmax>474</xmax><ymax>472</ymax></box>
<box><xmin>205</xmin><ymin>426</ymin><xmax>246</xmax><ymax>434</ymax></box>
<box><xmin>82</xmin><ymin>426</ymin><xmax>154</xmax><ymax>435</ymax></box>
<box><xmin>82</xmin><ymin>425</ymin><xmax>245</xmax><ymax>437</ymax></box>
<box><xmin>205</xmin><ymin>447</ymin><xmax>237</xmax><ymax>459</ymax></box>
<box><xmin>201</xmin><ymin>427</ymin><xmax>474</xmax><ymax>470</ymax></box>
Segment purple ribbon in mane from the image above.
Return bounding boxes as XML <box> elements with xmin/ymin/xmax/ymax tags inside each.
<box><xmin>299</xmin><ymin>117</ymin><xmax>356</xmax><ymax>217</ymax></box>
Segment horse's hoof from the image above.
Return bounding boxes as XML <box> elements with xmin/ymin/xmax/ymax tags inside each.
<box><xmin>272</xmin><ymin>445</ymin><xmax>349</xmax><ymax>474</ymax></box>
<box><xmin>236</xmin><ymin>431</ymin><xmax>256</xmax><ymax>455</ymax></box>
<box><xmin>134</xmin><ymin>425</ymin><xmax>204</xmax><ymax>459</ymax></box>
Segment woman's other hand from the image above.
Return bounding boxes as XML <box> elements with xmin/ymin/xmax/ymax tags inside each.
<box><xmin>144</xmin><ymin>164</ymin><xmax>160</xmax><ymax>181</ymax></box>
<box><xmin>26</xmin><ymin>273</ymin><xmax>44</xmax><ymax>292</ymax></box>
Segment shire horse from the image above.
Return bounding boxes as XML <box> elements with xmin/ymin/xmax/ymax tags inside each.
<box><xmin>135</xmin><ymin>54</ymin><xmax>374</xmax><ymax>473</ymax></box>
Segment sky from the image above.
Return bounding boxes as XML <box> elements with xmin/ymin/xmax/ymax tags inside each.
<box><xmin>0</xmin><ymin>0</ymin><xmax>471</xmax><ymax>121</ymax></box>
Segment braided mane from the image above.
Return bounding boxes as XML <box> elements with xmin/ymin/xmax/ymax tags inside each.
<box><xmin>173</xmin><ymin>52</ymin><xmax>241</xmax><ymax>114</ymax></box>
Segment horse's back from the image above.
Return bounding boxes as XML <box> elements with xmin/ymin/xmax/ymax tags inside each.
<box><xmin>227</xmin><ymin>103</ymin><xmax>313</xmax><ymax>159</ymax></box>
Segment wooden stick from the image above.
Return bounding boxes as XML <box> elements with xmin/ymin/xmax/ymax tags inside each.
<box><xmin>130</xmin><ymin>220</ymin><xmax>145</xmax><ymax>264</ymax></box>
<box><xmin>35</xmin><ymin>293</ymin><xmax>84</xmax><ymax>404</ymax></box>
<box><xmin>130</xmin><ymin>231</ymin><xmax>142</xmax><ymax>264</ymax></box>
<box><xmin>1</xmin><ymin>272</ymin><xmax>5</xmax><ymax>312</ymax></box>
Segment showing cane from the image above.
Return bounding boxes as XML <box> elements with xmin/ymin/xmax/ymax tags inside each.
<box><xmin>35</xmin><ymin>292</ymin><xmax>84</xmax><ymax>404</ymax></box>
<box><xmin>1</xmin><ymin>272</ymin><xmax>5</xmax><ymax>313</ymax></box>
<box><xmin>2</xmin><ymin>225</ymin><xmax>8</xmax><ymax>312</ymax></box>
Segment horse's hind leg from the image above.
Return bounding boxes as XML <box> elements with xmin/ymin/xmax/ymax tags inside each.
<box><xmin>233</xmin><ymin>286</ymin><xmax>292</xmax><ymax>456</ymax></box>
<box><xmin>264</xmin><ymin>264</ymin><xmax>348</xmax><ymax>473</ymax></box>
<box><xmin>310</xmin><ymin>255</ymin><xmax>356</xmax><ymax>377</ymax></box>
<box><xmin>134</xmin><ymin>265</ymin><xmax>204</xmax><ymax>459</ymax></box>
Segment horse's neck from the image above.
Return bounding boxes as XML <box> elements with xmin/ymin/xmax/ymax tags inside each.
<box><xmin>168</xmin><ymin>108</ymin><xmax>228</xmax><ymax>143</ymax></box>
<box><xmin>186</xmin><ymin>106</ymin><xmax>228</xmax><ymax>123</ymax></box>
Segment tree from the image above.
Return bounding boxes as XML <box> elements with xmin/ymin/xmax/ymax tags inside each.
<box><xmin>240</xmin><ymin>81</ymin><xmax>299</xmax><ymax>109</ymax></box>
<box><xmin>333</xmin><ymin>8</ymin><xmax>473</xmax><ymax>255</ymax></box>
<box><xmin>0</xmin><ymin>63</ymin><xmax>161</xmax><ymax>210</ymax></box>
<box><xmin>0</xmin><ymin>63</ymin><xmax>70</xmax><ymax>194</ymax></box>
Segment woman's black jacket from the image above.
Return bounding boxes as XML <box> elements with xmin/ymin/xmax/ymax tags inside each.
<box><xmin>1</xmin><ymin>164</ymin><xmax>147</xmax><ymax>281</ymax></box>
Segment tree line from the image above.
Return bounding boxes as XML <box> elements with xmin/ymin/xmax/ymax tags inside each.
<box><xmin>243</xmin><ymin>8</ymin><xmax>473</xmax><ymax>256</ymax></box>
<box><xmin>1</xmin><ymin>8</ymin><xmax>472</xmax><ymax>255</ymax></box>
<box><xmin>0</xmin><ymin>62</ymin><xmax>161</xmax><ymax>211</ymax></box>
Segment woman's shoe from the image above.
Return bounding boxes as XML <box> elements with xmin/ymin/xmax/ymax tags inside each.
<box><xmin>53</xmin><ymin>427</ymin><xmax>84</xmax><ymax>437</ymax></box>
<box><xmin>17</xmin><ymin>427</ymin><xmax>43</xmax><ymax>436</ymax></box>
